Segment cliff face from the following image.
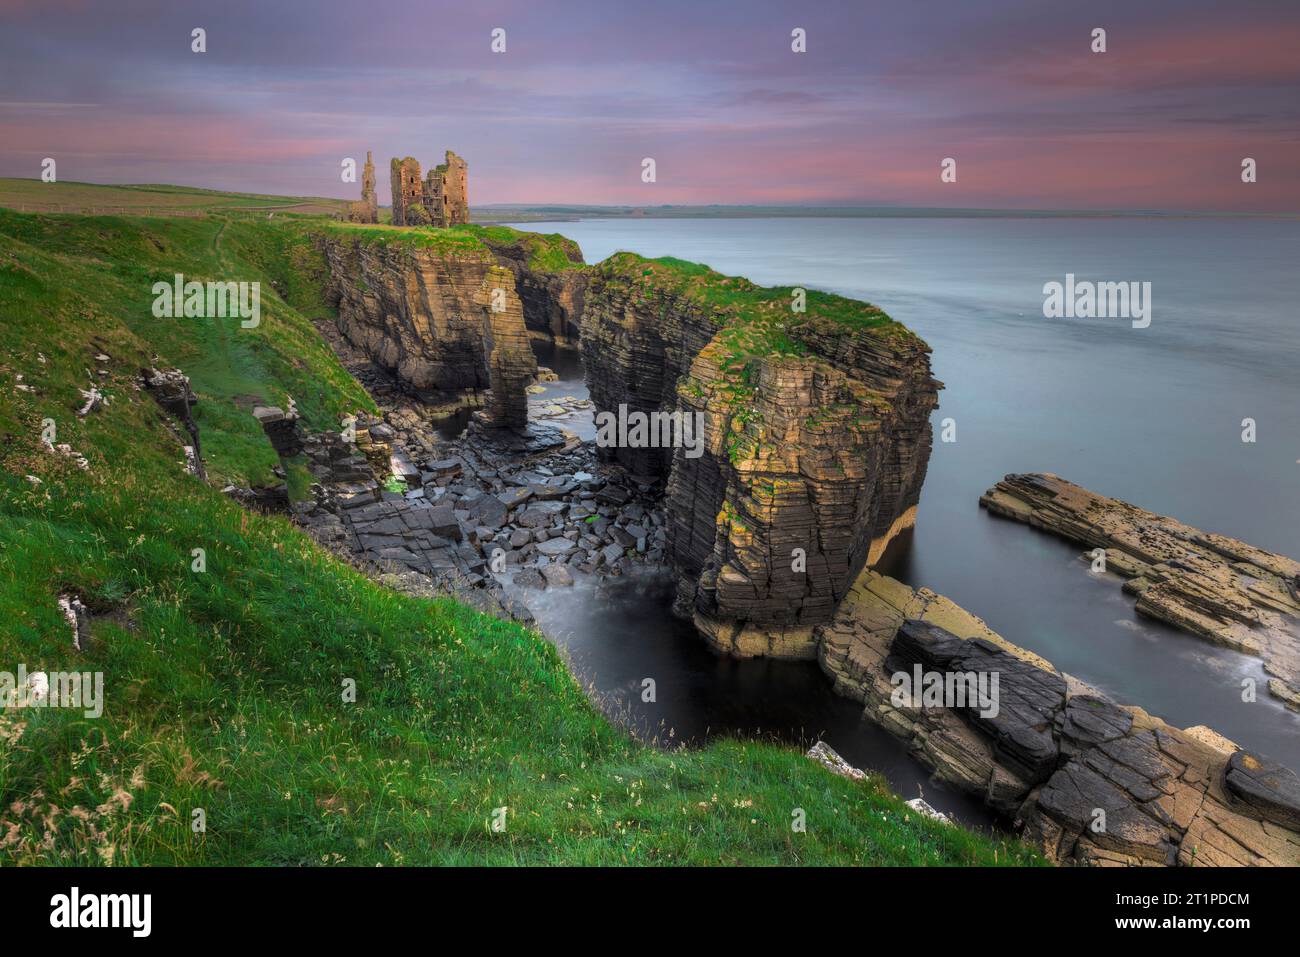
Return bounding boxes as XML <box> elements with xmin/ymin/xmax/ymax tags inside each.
<box><xmin>581</xmin><ymin>255</ymin><xmax>939</xmax><ymax>657</ymax></box>
<box><xmin>473</xmin><ymin>228</ymin><xmax>589</xmax><ymax>343</ymax></box>
<box><xmin>317</xmin><ymin>228</ymin><xmax>535</xmax><ymax>429</ymax></box>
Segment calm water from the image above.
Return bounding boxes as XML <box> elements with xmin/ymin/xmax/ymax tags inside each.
<box><xmin>507</xmin><ymin>217</ymin><xmax>1300</xmax><ymax>788</ymax></box>
<box><xmin>521</xmin><ymin>568</ymin><xmax>996</xmax><ymax>826</ymax></box>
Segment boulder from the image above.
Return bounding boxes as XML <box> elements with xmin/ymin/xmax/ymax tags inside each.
<box><xmin>1225</xmin><ymin>750</ymin><xmax>1300</xmax><ymax>830</ymax></box>
<box><xmin>516</xmin><ymin>501</ymin><xmax>566</xmax><ymax>529</ymax></box>
<box><xmin>540</xmin><ymin>563</ymin><xmax>574</xmax><ymax>587</ymax></box>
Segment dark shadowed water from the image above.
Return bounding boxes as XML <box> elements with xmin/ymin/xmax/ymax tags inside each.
<box><xmin>531</xmin><ymin>338</ymin><xmax>584</xmax><ymax>385</ymax></box>
<box><xmin>432</xmin><ymin>407</ymin><xmax>472</xmax><ymax>440</ymax></box>
<box><xmin>520</xmin><ymin>567</ymin><xmax>997</xmax><ymax>827</ymax></box>
<box><xmin>502</xmin><ymin>217</ymin><xmax>1300</xmax><ymax>802</ymax></box>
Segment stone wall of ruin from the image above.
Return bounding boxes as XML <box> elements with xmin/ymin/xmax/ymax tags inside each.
<box><xmin>385</xmin><ymin>150</ymin><xmax>470</xmax><ymax>228</ymax></box>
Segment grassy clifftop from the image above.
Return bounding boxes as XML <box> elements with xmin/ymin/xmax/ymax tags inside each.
<box><xmin>456</xmin><ymin>224</ymin><xmax>587</xmax><ymax>273</ymax></box>
<box><xmin>596</xmin><ymin>251</ymin><xmax>910</xmax><ymax>334</ymax></box>
<box><xmin>593</xmin><ymin>251</ymin><xmax>924</xmax><ymax>370</ymax></box>
<box><xmin>0</xmin><ymin>208</ymin><xmax>1036</xmax><ymax>865</ymax></box>
<box><xmin>310</xmin><ymin>221</ymin><xmax>587</xmax><ymax>277</ymax></box>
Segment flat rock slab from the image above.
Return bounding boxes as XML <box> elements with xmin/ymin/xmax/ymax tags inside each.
<box><xmin>1057</xmin><ymin>694</ymin><xmax>1133</xmax><ymax>757</ymax></box>
<box><xmin>805</xmin><ymin>741</ymin><xmax>866</xmax><ymax>781</ymax></box>
<box><xmin>427</xmin><ymin>457</ymin><xmax>462</xmax><ymax>479</ymax></box>
<box><xmin>496</xmin><ymin>486</ymin><xmax>533</xmax><ymax>509</ymax></box>
<box><xmin>466</xmin><ymin>421</ymin><xmax>569</xmax><ymax>466</ymax></box>
<box><xmin>389</xmin><ymin>449</ymin><xmax>421</xmax><ymax>484</ymax></box>
<box><xmin>1035</xmin><ymin>750</ymin><xmax>1175</xmax><ymax>865</ymax></box>
<box><xmin>528</xmin><ymin>480</ymin><xmax>576</xmax><ymax>501</ymax></box>
<box><xmin>404</xmin><ymin>503</ymin><xmax>461</xmax><ymax>540</ymax></box>
<box><xmin>980</xmin><ymin>472</ymin><xmax>1300</xmax><ymax>709</ymax></box>
<box><xmin>890</xmin><ymin>619</ymin><xmax>1067</xmax><ymax>783</ymax></box>
<box><xmin>813</xmin><ymin>567</ymin><xmax>1300</xmax><ymax>867</ymax></box>
<box><xmin>595</xmin><ymin>484</ymin><xmax>630</xmax><ymax>506</ymax></box>
<box><xmin>535</xmin><ymin>537</ymin><xmax>577</xmax><ymax>557</ymax></box>
<box><xmin>513</xmin><ymin>567</ymin><xmax>546</xmax><ymax>589</ymax></box>
<box><xmin>467</xmin><ymin>493</ymin><xmax>509</xmax><ymax>530</ymax></box>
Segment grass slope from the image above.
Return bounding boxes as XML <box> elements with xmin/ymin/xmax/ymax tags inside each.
<box><xmin>0</xmin><ymin>178</ymin><xmax>347</xmax><ymax>218</ymax></box>
<box><xmin>0</xmin><ymin>207</ymin><xmax>1039</xmax><ymax>865</ymax></box>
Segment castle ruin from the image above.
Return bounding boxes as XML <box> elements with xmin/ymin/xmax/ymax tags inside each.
<box><xmin>342</xmin><ymin>150</ymin><xmax>469</xmax><ymax>227</ymax></box>
<box><xmin>389</xmin><ymin>150</ymin><xmax>469</xmax><ymax>227</ymax></box>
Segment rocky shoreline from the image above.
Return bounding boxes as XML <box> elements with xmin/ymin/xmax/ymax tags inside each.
<box><xmin>817</xmin><ymin>568</ymin><xmax>1300</xmax><ymax>866</ymax></box>
<box><xmin>981</xmin><ymin>473</ymin><xmax>1300</xmax><ymax>710</ymax></box>
<box><xmin>243</xmin><ymin>353</ymin><xmax>1300</xmax><ymax>866</ymax></box>
<box><xmin>233</xmin><ymin>224</ymin><xmax>1300</xmax><ymax>867</ymax></box>
<box><xmin>250</xmin><ymin>377</ymin><xmax>671</xmax><ymax>628</ymax></box>
<box><xmin>307</xmin><ymin>224</ymin><xmax>941</xmax><ymax>658</ymax></box>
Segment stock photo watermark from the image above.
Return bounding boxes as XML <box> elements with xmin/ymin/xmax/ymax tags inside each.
<box><xmin>1</xmin><ymin>666</ymin><xmax>103</xmax><ymax>719</ymax></box>
<box><xmin>890</xmin><ymin>664</ymin><xmax>1000</xmax><ymax>719</ymax></box>
<box><xmin>594</xmin><ymin>404</ymin><xmax>705</xmax><ymax>459</ymax></box>
<box><xmin>152</xmin><ymin>274</ymin><xmax>261</xmax><ymax>328</ymax></box>
<box><xmin>1042</xmin><ymin>273</ymin><xmax>1152</xmax><ymax>328</ymax></box>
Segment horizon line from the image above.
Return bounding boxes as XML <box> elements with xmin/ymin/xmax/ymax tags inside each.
<box><xmin>4</xmin><ymin>177</ymin><xmax>1298</xmax><ymax>219</ymax></box>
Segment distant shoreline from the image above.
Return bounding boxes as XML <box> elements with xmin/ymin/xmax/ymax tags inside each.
<box><xmin>3</xmin><ymin>179</ymin><xmax>1296</xmax><ymax>224</ymax></box>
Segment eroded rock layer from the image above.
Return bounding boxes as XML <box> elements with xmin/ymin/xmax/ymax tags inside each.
<box><xmin>475</xmin><ymin>229</ymin><xmax>589</xmax><ymax>342</ymax></box>
<box><xmin>981</xmin><ymin>473</ymin><xmax>1300</xmax><ymax>709</ymax></box>
<box><xmin>581</xmin><ymin>254</ymin><xmax>939</xmax><ymax>657</ymax></box>
<box><xmin>816</xmin><ymin>569</ymin><xmax>1300</xmax><ymax>866</ymax></box>
<box><xmin>317</xmin><ymin>228</ymin><xmax>536</xmax><ymax>429</ymax></box>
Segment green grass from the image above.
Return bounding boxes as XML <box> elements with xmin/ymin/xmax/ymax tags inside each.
<box><xmin>0</xmin><ymin>177</ymin><xmax>348</xmax><ymax>218</ymax></box>
<box><xmin>0</xmin><ymin>209</ymin><xmax>373</xmax><ymax>487</ymax></box>
<box><xmin>0</xmin><ymin>207</ymin><xmax>1039</xmax><ymax>866</ymax></box>
<box><xmin>599</xmin><ymin>252</ymin><xmax>899</xmax><ymax>330</ymax></box>
<box><xmin>322</xmin><ymin>220</ymin><xmax>588</xmax><ymax>273</ymax></box>
<box><xmin>455</xmin><ymin>224</ymin><xmax>586</xmax><ymax>273</ymax></box>
<box><xmin>312</xmin><ymin>220</ymin><xmax>496</xmax><ymax>260</ymax></box>
<box><xmin>594</xmin><ymin>251</ymin><xmax>919</xmax><ymax>368</ymax></box>
<box><xmin>592</xmin><ymin>252</ymin><xmax>929</xmax><ymax>466</ymax></box>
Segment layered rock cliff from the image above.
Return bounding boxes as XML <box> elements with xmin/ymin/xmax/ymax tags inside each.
<box><xmin>316</xmin><ymin>226</ymin><xmax>536</xmax><ymax>428</ymax></box>
<box><xmin>471</xmin><ymin>226</ymin><xmax>589</xmax><ymax>343</ymax></box>
<box><xmin>581</xmin><ymin>254</ymin><xmax>940</xmax><ymax>657</ymax></box>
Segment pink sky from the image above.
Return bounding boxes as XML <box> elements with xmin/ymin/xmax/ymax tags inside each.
<box><xmin>1</xmin><ymin>0</ymin><xmax>1297</xmax><ymax>210</ymax></box>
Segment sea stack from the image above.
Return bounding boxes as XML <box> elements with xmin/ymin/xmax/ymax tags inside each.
<box><xmin>580</xmin><ymin>254</ymin><xmax>940</xmax><ymax>658</ymax></box>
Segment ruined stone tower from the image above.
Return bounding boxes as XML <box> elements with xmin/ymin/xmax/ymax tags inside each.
<box><xmin>389</xmin><ymin>150</ymin><xmax>470</xmax><ymax>227</ymax></box>
<box><xmin>360</xmin><ymin>151</ymin><xmax>376</xmax><ymax>210</ymax></box>
<box><xmin>343</xmin><ymin>150</ymin><xmax>379</xmax><ymax>223</ymax></box>
<box><xmin>390</xmin><ymin>157</ymin><xmax>425</xmax><ymax>226</ymax></box>
<box><xmin>435</xmin><ymin>151</ymin><xmax>469</xmax><ymax>226</ymax></box>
